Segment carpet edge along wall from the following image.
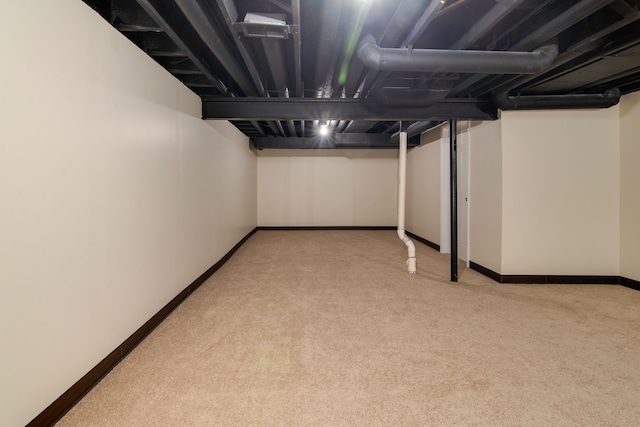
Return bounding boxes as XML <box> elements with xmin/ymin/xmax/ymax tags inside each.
<box><xmin>26</xmin><ymin>228</ymin><xmax>258</xmax><ymax>427</ymax></box>
<box><xmin>27</xmin><ymin>228</ymin><xmax>639</xmax><ymax>426</ymax></box>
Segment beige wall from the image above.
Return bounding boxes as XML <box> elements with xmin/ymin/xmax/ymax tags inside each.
<box><xmin>407</xmin><ymin>108</ymin><xmax>623</xmax><ymax>277</ymax></box>
<box><xmin>0</xmin><ymin>2</ymin><xmax>256</xmax><ymax>426</ymax></box>
<box><xmin>257</xmin><ymin>150</ymin><xmax>397</xmax><ymax>226</ymax></box>
<box><xmin>500</xmin><ymin>108</ymin><xmax>620</xmax><ymax>275</ymax></box>
<box><xmin>1</xmin><ymin>3</ymin><xmax>638</xmax><ymax>425</ymax></box>
<box><xmin>468</xmin><ymin>120</ymin><xmax>503</xmax><ymax>273</ymax></box>
<box><xmin>406</xmin><ymin>130</ymin><xmax>441</xmax><ymax>245</ymax></box>
<box><xmin>404</xmin><ymin>120</ymin><xmax>504</xmax><ymax>270</ymax></box>
<box><xmin>620</xmin><ymin>92</ymin><xmax>640</xmax><ymax>281</ymax></box>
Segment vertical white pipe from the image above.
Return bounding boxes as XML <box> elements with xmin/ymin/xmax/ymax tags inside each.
<box><xmin>440</xmin><ymin>124</ymin><xmax>450</xmax><ymax>254</ymax></box>
<box><xmin>398</xmin><ymin>129</ymin><xmax>417</xmax><ymax>273</ymax></box>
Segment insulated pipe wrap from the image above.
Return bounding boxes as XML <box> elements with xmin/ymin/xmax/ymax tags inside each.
<box><xmin>357</xmin><ymin>33</ymin><xmax>558</xmax><ymax>74</ymax></box>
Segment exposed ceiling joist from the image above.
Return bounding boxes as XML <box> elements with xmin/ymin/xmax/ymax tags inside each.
<box><xmin>84</xmin><ymin>0</ymin><xmax>639</xmax><ymax>147</ymax></box>
<box><xmin>134</xmin><ymin>0</ymin><xmax>228</xmax><ymax>93</ymax></box>
<box><xmin>452</xmin><ymin>0</ymin><xmax>615</xmax><ymax>96</ymax></box>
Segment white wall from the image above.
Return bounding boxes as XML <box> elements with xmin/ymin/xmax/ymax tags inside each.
<box><xmin>405</xmin><ymin>120</ymin><xmax>503</xmax><ymax>271</ymax></box>
<box><xmin>500</xmin><ymin>108</ymin><xmax>620</xmax><ymax>275</ymax></box>
<box><xmin>407</xmin><ymin>107</ymin><xmax>623</xmax><ymax>277</ymax></box>
<box><xmin>406</xmin><ymin>128</ymin><xmax>441</xmax><ymax>245</ymax></box>
<box><xmin>257</xmin><ymin>150</ymin><xmax>397</xmax><ymax>226</ymax></box>
<box><xmin>620</xmin><ymin>91</ymin><xmax>640</xmax><ymax>281</ymax></box>
<box><xmin>468</xmin><ymin>120</ymin><xmax>503</xmax><ymax>273</ymax></box>
<box><xmin>0</xmin><ymin>2</ymin><xmax>256</xmax><ymax>426</ymax></box>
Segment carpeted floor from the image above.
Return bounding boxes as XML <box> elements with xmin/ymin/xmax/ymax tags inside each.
<box><xmin>57</xmin><ymin>230</ymin><xmax>640</xmax><ymax>426</ymax></box>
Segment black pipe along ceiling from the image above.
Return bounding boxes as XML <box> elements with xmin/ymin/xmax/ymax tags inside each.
<box><xmin>84</xmin><ymin>0</ymin><xmax>640</xmax><ymax>148</ymax></box>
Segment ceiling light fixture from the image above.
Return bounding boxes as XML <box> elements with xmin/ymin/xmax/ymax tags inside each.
<box><xmin>319</xmin><ymin>124</ymin><xmax>329</xmax><ymax>136</ymax></box>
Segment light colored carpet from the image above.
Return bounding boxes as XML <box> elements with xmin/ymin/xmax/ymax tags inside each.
<box><xmin>57</xmin><ymin>230</ymin><xmax>640</xmax><ymax>426</ymax></box>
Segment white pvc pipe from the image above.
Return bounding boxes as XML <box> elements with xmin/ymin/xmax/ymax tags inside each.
<box><xmin>398</xmin><ymin>130</ymin><xmax>417</xmax><ymax>274</ymax></box>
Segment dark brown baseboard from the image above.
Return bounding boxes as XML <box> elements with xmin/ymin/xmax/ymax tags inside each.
<box><xmin>27</xmin><ymin>229</ymin><xmax>640</xmax><ymax>425</ymax></box>
<box><xmin>500</xmin><ymin>274</ymin><xmax>619</xmax><ymax>284</ymax></box>
<box><xmin>403</xmin><ymin>231</ymin><xmax>636</xmax><ymax>289</ymax></box>
<box><xmin>27</xmin><ymin>227</ymin><xmax>258</xmax><ymax>427</ymax></box>
<box><xmin>470</xmin><ymin>261</ymin><xmax>636</xmax><ymax>288</ymax></box>
<box><xmin>469</xmin><ymin>261</ymin><xmax>502</xmax><ymax>283</ymax></box>
<box><xmin>257</xmin><ymin>226</ymin><xmax>396</xmax><ymax>231</ymax></box>
<box><xmin>256</xmin><ymin>228</ymin><xmax>441</xmax><ymax>252</ymax></box>
<box><xmin>540</xmin><ymin>275</ymin><xmax>619</xmax><ymax>284</ymax></box>
<box><xmin>620</xmin><ymin>276</ymin><xmax>640</xmax><ymax>291</ymax></box>
<box><xmin>405</xmin><ymin>231</ymin><xmax>440</xmax><ymax>251</ymax></box>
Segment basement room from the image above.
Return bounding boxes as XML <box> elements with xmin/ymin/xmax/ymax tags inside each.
<box><xmin>3</xmin><ymin>0</ymin><xmax>640</xmax><ymax>425</ymax></box>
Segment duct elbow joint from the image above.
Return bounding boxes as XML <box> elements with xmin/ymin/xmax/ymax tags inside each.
<box><xmin>357</xmin><ymin>33</ymin><xmax>384</xmax><ymax>71</ymax></box>
<box><xmin>602</xmin><ymin>88</ymin><xmax>622</xmax><ymax>105</ymax></box>
<box><xmin>493</xmin><ymin>90</ymin><xmax>512</xmax><ymax>109</ymax></box>
<box><xmin>534</xmin><ymin>44</ymin><xmax>559</xmax><ymax>71</ymax></box>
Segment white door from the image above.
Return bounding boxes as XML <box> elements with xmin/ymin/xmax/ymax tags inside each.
<box><xmin>458</xmin><ymin>125</ymin><xmax>470</xmax><ymax>263</ymax></box>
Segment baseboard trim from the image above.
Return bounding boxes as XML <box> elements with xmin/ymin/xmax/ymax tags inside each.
<box><xmin>27</xmin><ymin>229</ymin><xmax>640</xmax><ymax>425</ymax></box>
<box><xmin>620</xmin><ymin>276</ymin><xmax>640</xmax><ymax>291</ymax></box>
<box><xmin>470</xmin><ymin>261</ymin><xmax>631</xmax><ymax>287</ymax></box>
<box><xmin>256</xmin><ymin>228</ymin><xmax>440</xmax><ymax>252</ymax></box>
<box><xmin>405</xmin><ymin>231</ymin><xmax>440</xmax><ymax>251</ymax></box>
<box><xmin>500</xmin><ymin>275</ymin><xmax>619</xmax><ymax>284</ymax></box>
<box><xmin>469</xmin><ymin>262</ymin><xmax>502</xmax><ymax>283</ymax></box>
<box><xmin>27</xmin><ymin>227</ymin><xmax>258</xmax><ymax>427</ymax></box>
<box><xmin>256</xmin><ymin>226</ymin><xmax>396</xmax><ymax>231</ymax></box>
<box><xmin>542</xmin><ymin>275</ymin><xmax>619</xmax><ymax>284</ymax></box>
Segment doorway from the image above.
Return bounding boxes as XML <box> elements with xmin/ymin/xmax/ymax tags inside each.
<box><xmin>458</xmin><ymin>123</ymin><xmax>470</xmax><ymax>264</ymax></box>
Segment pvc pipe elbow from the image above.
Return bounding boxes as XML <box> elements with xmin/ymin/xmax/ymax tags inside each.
<box><xmin>407</xmin><ymin>257</ymin><xmax>417</xmax><ymax>274</ymax></box>
<box><xmin>407</xmin><ymin>241</ymin><xmax>416</xmax><ymax>259</ymax></box>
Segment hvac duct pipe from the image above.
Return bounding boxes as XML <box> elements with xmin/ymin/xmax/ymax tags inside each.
<box><xmin>449</xmin><ymin>120</ymin><xmax>458</xmax><ymax>282</ymax></box>
<box><xmin>398</xmin><ymin>126</ymin><xmax>417</xmax><ymax>274</ymax></box>
<box><xmin>494</xmin><ymin>88</ymin><xmax>621</xmax><ymax>110</ymax></box>
<box><xmin>357</xmin><ymin>33</ymin><xmax>558</xmax><ymax>74</ymax></box>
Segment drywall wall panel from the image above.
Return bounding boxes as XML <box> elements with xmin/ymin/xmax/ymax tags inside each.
<box><xmin>257</xmin><ymin>150</ymin><xmax>397</xmax><ymax>226</ymax></box>
<box><xmin>178</xmin><ymin>120</ymin><xmax>257</xmax><ymax>285</ymax></box>
<box><xmin>620</xmin><ymin>91</ymin><xmax>640</xmax><ymax>281</ymax></box>
<box><xmin>468</xmin><ymin>120</ymin><xmax>503</xmax><ymax>273</ymax></box>
<box><xmin>500</xmin><ymin>108</ymin><xmax>620</xmax><ymax>275</ymax></box>
<box><xmin>0</xmin><ymin>2</ymin><xmax>256</xmax><ymax>426</ymax></box>
<box><xmin>406</xmin><ymin>129</ymin><xmax>441</xmax><ymax>245</ymax></box>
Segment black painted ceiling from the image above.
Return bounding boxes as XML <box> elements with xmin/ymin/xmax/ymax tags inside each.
<box><xmin>84</xmin><ymin>0</ymin><xmax>640</xmax><ymax>148</ymax></box>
